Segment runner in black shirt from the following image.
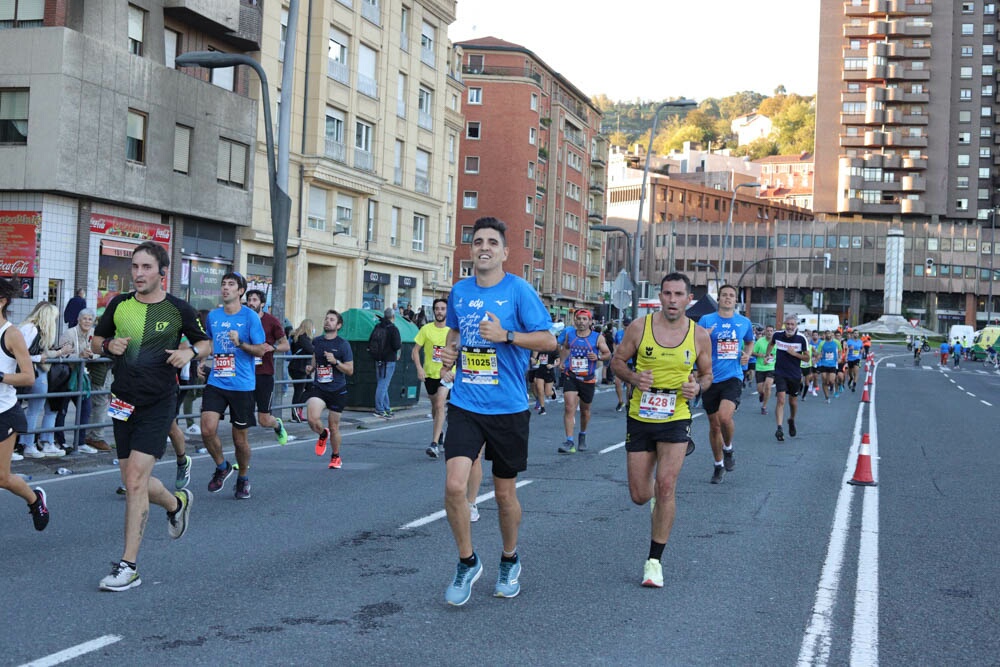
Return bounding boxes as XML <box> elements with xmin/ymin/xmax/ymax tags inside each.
<box><xmin>764</xmin><ymin>313</ymin><xmax>810</xmax><ymax>442</ymax></box>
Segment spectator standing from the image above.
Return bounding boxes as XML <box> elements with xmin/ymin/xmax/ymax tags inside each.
<box><xmin>372</xmin><ymin>308</ymin><xmax>402</xmax><ymax>419</ymax></box>
<box><xmin>54</xmin><ymin>308</ymin><xmax>98</xmax><ymax>453</ymax></box>
<box><xmin>18</xmin><ymin>301</ymin><xmax>72</xmax><ymax>459</ymax></box>
<box><xmin>64</xmin><ymin>287</ymin><xmax>86</xmax><ymax>328</ymax></box>
<box><xmin>287</xmin><ymin>318</ymin><xmax>315</xmax><ymax>422</ymax></box>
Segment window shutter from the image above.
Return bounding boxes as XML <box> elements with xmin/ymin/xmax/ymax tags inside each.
<box><xmin>128</xmin><ymin>6</ymin><xmax>143</xmax><ymax>42</ymax></box>
<box><xmin>173</xmin><ymin>125</ymin><xmax>191</xmax><ymax>173</ymax></box>
<box><xmin>230</xmin><ymin>143</ymin><xmax>247</xmax><ymax>185</ymax></box>
<box><xmin>0</xmin><ymin>0</ymin><xmax>17</xmax><ymax>20</ymax></box>
<box><xmin>18</xmin><ymin>0</ymin><xmax>43</xmax><ymax>20</ymax></box>
<box><xmin>217</xmin><ymin>140</ymin><xmax>231</xmax><ymax>181</ymax></box>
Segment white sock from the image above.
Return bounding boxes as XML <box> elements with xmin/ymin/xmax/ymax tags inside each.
<box><xmin>723</xmin><ymin>444</ymin><xmax>733</xmax><ymax>452</ymax></box>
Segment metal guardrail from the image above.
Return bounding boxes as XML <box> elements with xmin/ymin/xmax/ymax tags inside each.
<box><xmin>17</xmin><ymin>353</ymin><xmax>317</xmax><ymax>445</ymax></box>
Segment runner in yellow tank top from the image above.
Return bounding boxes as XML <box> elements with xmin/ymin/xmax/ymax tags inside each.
<box><xmin>611</xmin><ymin>272</ymin><xmax>712</xmax><ymax>589</ymax></box>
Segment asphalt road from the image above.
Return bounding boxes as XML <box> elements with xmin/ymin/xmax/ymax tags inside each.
<box><xmin>4</xmin><ymin>346</ymin><xmax>999</xmax><ymax>666</ymax></box>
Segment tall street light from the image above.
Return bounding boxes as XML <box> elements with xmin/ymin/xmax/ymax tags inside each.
<box><xmin>175</xmin><ymin>51</ymin><xmax>292</xmax><ymax>327</ymax></box>
<box><xmin>692</xmin><ymin>261</ymin><xmax>720</xmax><ymax>296</ymax></box>
<box><xmin>591</xmin><ymin>224</ymin><xmax>633</xmax><ymax>274</ymax></box>
<box><xmin>634</xmin><ymin>99</ymin><xmax>698</xmax><ymax>318</ymax></box>
<box><xmin>720</xmin><ymin>181</ymin><xmax>761</xmax><ymax>286</ymax></box>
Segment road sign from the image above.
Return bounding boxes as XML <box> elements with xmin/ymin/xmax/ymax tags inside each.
<box><xmin>612</xmin><ymin>269</ymin><xmax>634</xmax><ymax>292</ymax></box>
<box><xmin>611</xmin><ymin>289</ymin><xmax>631</xmax><ymax>311</ymax></box>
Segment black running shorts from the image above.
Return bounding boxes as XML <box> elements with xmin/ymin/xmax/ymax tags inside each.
<box><xmin>561</xmin><ymin>373</ymin><xmax>596</xmax><ymax>404</ymax></box>
<box><xmin>774</xmin><ymin>375</ymin><xmax>802</xmax><ymax>396</ymax></box>
<box><xmin>112</xmin><ymin>394</ymin><xmax>175</xmax><ymax>460</ymax></box>
<box><xmin>444</xmin><ymin>404</ymin><xmax>529</xmax><ymax>479</ymax></box>
<box><xmin>305</xmin><ymin>385</ymin><xmax>347</xmax><ymax>413</ymax></box>
<box><xmin>201</xmin><ymin>384</ymin><xmax>254</xmax><ymax>429</ymax></box>
<box><xmin>701</xmin><ymin>377</ymin><xmax>742</xmax><ymax>415</ymax></box>
<box><xmin>625</xmin><ymin>417</ymin><xmax>692</xmax><ymax>453</ymax></box>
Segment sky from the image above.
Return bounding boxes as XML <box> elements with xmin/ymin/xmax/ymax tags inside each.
<box><xmin>448</xmin><ymin>0</ymin><xmax>820</xmax><ymax>103</ymax></box>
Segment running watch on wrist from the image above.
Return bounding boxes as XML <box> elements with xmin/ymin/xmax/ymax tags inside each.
<box><xmin>506</xmin><ymin>330</ymin><xmax>515</xmax><ymax>344</ymax></box>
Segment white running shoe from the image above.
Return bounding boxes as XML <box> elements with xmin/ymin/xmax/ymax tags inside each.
<box><xmin>186</xmin><ymin>424</ymin><xmax>201</xmax><ymax>435</ymax></box>
<box><xmin>11</xmin><ymin>451</ymin><xmax>24</xmax><ymax>462</ymax></box>
<box><xmin>22</xmin><ymin>444</ymin><xmax>44</xmax><ymax>459</ymax></box>
<box><xmin>469</xmin><ymin>503</ymin><xmax>480</xmax><ymax>523</ymax></box>
<box><xmin>40</xmin><ymin>442</ymin><xmax>66</xmax><ymax>458</ymax></box>
<box><xmin>77</xmin><ymin>444</ymin><xmax>99</xmax><ymax>454</ymax></box>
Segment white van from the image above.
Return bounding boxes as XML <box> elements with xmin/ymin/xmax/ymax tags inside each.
<box><xmin>799</xmin><ymin>314</ymin><xmax>841</xmax><ymax>332</ymax></box>
<box><xmin>949</xmin><ymin>324</ymin><xmax>974</xmax><ymax>347</ymax></box>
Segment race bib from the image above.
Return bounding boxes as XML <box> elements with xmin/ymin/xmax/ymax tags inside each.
<box><xmin>108</xmin><ymin>395</ymin><xmax>135</xmax><ymax>422</ymax></box>
<box><xmin>432</xmin><ymin>345</ymin><xmax>444</xmax><ymax>363</ymax></box>
<box><xmin>213</xmin><ymin>353</ymin><xmax>236</xmax><ymax>378</ymax></box>
<box><xmin>316</xmin><ymin>365</ymin><xmax>333</xmax><ymax>383</ymax></box>
<box><xmin>823</xmin><ymin>351</ymin><xmax>835</xmax><ymax>362</ymax></box>
<box><xmin>638</xmin><ymin>390</ymin><xmax>676</xmax><ymax>420</ymax></box>
<box><xmin>461</xmin><ymin>346</ymin><xmax>499</xmax><ymax>385</ymax></box>
<box><xmin>571</xmin><ymin>356</ymin><xmax>589</xmax><ymax>375</ymax></box>
<box><xmin>717</xmin><ymin>339</ymin><xmax>739</xmax><ymax>360</ymax></box>
<box><xmin>774</xmin><ymin>340</ymin><xmax>799</xmax><ymax>353</ymax></box>
<box><xmin>254</xmin><ymin>355</ymin><xmax>263</xmax><ymax>366</ymax></box>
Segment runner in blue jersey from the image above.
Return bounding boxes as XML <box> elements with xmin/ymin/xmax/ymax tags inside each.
<box><xmin>697</xmin><ymin>285</ymin><xmax>755</xmax><ymax>484</ymax></box>
<box><xmin>438</xmin><ymin>217</ymin><xmax>556</xmax><ymax>606</ymax></box>
<box><xmin>845</xmin><ymin>331</ymin><xmax>864</xmax><ymax>391</ymax></box>
<box><xmin>815</xmin><ymin>330</ymin><xmax>841</xmax><ymax>402</ymax></box>
<box><xmin>557</xmin><ymin>309</ymin><xmax>610</xmax><ymax>454</ymax></box>
<box><xmin>199</xmin><ymin>272</ymin><xmax>267</xmax><ymax>499</ymax></box>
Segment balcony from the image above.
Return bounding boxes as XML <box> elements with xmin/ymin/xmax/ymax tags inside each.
<box><xmin>900</xmin><ymin>198</ymin><xmax>926</xmax><ymax>214</ymax></box>
<box><xmin>417</xmin><ymin>110</ymin><xmax>433</xmax><ymax>130</ymax></box>
<box><xmin>587</xmin><ymin>209</ymin><xmax>603</xmax><ymax>221</ymax></box>
<box><xmin>535</xmin><ymin>214</ymin><xmax>545</xmax><ymax>228</ymax></box>
<box><xmin>564</xmin><ymin>128</ymin><xmax>585</xmax><ymax>148</ymax></box>
<box><xmin>586</xmin><ymin>263</ymin><xmax>601</xmax><ymax>276</ymax></box>
<box><xmin>589</xmin><ymin>181</ymin><xmax>605</xmax><ymax>193</ymax></box>
<box><xmin>901</xmin><ymin>175</ymin><xmax>927</xmax><ymax>191</ymax></box>
<box><xmin>840</xmin><ymin>135</ymin><xmax>866</xmax><ymax>148</ymax></box>
<box><xmin>590</xmin><ymin>153</ymin><xmax>606</xmax><ymax>166</ymax></box>
<box><xmin>357</xmin><ymin>74</ymin><xmax>378</xmax><ymax>98</ymax></box>
<box><xmin>414</xmin><ymin>173</ymin><xmax>429</xmax><ymax>194</ymax></box>
<box><xmin>324</xmin><ymin>138</ymin><xmax>346</xmax><ymax>163</ymax></box>
<box><xmin>461</xmin><ymin>65</ymin><xmax>541</xmax><ymax>83</ymax></box>
<box><xmin>354</xmin><ymin>148</ymin><xmax>374</xmax><ymax>172</ymax></box>
<box><xmin>328</xmin><ymin>59</ymin><xmax>349</xmax><ymax>85</ymax></box>
<box><xmin>901</xmin><ymin>156</ymin><xmax>927</xmax><ymax>169</ymax></box>
<box><xmin>360</xmin><ymin>0</ymin><xmax>380</xmax><ymax>25</ymax></box>
<box><xmin>421</xmin><ymin>46</ymin><xmax>435</xmax><ymax>68</ymax></box>
<box><xmin>587</xmin><ymin>234</ymin><xmax>602</xmax><ymax>249</ymax></box>
<box><xmin>584</xmin><ymin>292</ymin><xmax>603</xmax><ymax>303</ymax></box>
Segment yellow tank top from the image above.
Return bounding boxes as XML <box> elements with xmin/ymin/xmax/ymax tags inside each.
<box><xmin>628</xmin><ymin>316</ymin><xmax>697</xmax><ymax>423</ymax></box>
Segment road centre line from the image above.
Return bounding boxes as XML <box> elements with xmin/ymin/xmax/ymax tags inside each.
<box><xmin>19</xmin><ymin>635</ymin><xmax>122</xmax><ymax>667</ymax></box>
<box><xmin>982</xmin><ymin>400</ymin><xmax>993</xmax><ymax>407</ymax></box>
<box><xmin>967</xmin><ymin>392</ymin><xmax>976</xmax><ymax>397</ymax></box>
<box><xmin>852</xmin><ymin>369</ymin><xmax>881</xmax><ymax>665</ymax></box>
<box><xmin>400</xmin><ymin>480</ymin><xmax>534</xmax><ymax>529</ymax></box>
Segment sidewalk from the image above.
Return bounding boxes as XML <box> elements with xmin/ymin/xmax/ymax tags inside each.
<box><xmin>11</xmin><ymin>395</ymin><xmax>433</xmax><ymax>480</ymax></box>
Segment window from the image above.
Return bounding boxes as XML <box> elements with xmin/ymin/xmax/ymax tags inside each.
<box><xmin>981</xmin><ymin>147</ymin><xmax>992</xmax><ymax>158</ymax></box>
<box><xmin>447</xmin><ymin>175</ymin><xmax>453</xmax><ymax>203</ymax></box>
<box><xmin>448</xmin><ymin>133</ymin><xmax>456</xmax><ymax>163</ymax></box>
<box><xmin>325</xmin><ymin>107</ymin><xmax>345</xmax><ymax>161</ymax></box>
<box><xmin>412</xmin><ymin>214</ymin><xmax>426</xmax><ymax>251</ymax></box>
<box><xmin>393</xmin><ymin>140</ymin><xmax>403</xmax><ymax>184</ymax></box>
<box><xmin>962</xmin><ymin>45</ymin><xmax>974</xmax><ymax>57</ymax></box>
<box><xmin>468</xmin><ymin>87</ymin><xmax>482</xmax><ymax>104</ymax></box>
<box><xmin>959</xmin><ymin>110</ymin><xmax>972</xmax><ymax>123</ymax></box>
<box><xmin>400</xmin><ymin>5</ymin><xmax>409</xmax><ymax>51</ymax></box>
<box><xmin>528</xmin><ymin>127</ymin><xmax>536</xmax><ymax>145</ymax></box>
<box><xmin>415</xmin><ymin>148</ymin><xmax>429</xmax><ymax>193</ymax></box>
<box><xmin>390</xmin><ymin>207</ymin><xmax>400</xmax><ymax>246</ymax></box>
<box><xmin>164</xmin><ymin>28</ymin><xmax>180</xmax><ymax>68</ymax></box>
<box><xmin>355</xmin><ymin>120</ymin><xmax>373</xmax><ymax>170</ymax></box>
<box><xmin>417</xmin><ymin>85</ymin><xmax>433</xmax><ymax>129</ymax></box>
<box><xmin>466</xmin><ymin>121</ymin><xmax>481</xmax><ymax>139</ymax></box>
<box><xmin>980</xmin><ymin>167</ymin><xmax>991</xmax><ymax>179</ymax></box>
<box><xmin>526</xmin><ymin>196</ymin><xmax>533</xmax><ymax>214</ymax></box>
<box><xmin>958</xmin><ymin>176</ymin><xmax>970</xmax><ymax>189</ymax></box>
<box><xmin>956</xmin><ymin>198</ymin><xmax>969</xmax><ymax>211</ymax></box>
<box><xmin>530</xmin><ymin>93</ymin><xmax>538</xmax><ymax>111</ymax></box>
<box><xmin>396</xmin><ymin>72</ymin><xmax>407</xmax><ymax>117</ymax></box>
<box><xmin>961</xmin><ymin>66</ymin><xmax>973</xmax><ymax>79</ymax></box>
<box><xmin>961</xmin><ymin>23</ymin><xmax>975</xmax><ymax>35</ymax></box>
<box><xmin>959</xmin><ymin>132</ymin><xmax>972</xmax><ymax>144</ymax></box>
<box><xmin>566</xmin><ymin>182</ymin><xmax>581</xmax><ymax>201</ymax></box>
<box><xmin>126</xmin><ymin>109</ymin><xmax>146</xmax><ymax>163</ymax></box>
<box><xmin>217</xmin><ymin>138</ymin><xmax>248</xmax><ymax>187</ymax></box>
<box><xmin>358</xmin><ymin>44</ymin><xmax>378</xmax><ymax>98</ymax></box>
<box><xmin>567</xmin><ymin>151</ymin><xmax>583</xmax><ymax>171</ymax></box>
<box><xmin>328</xmin><ymin>28</ymin><xmax>349</xmax><ymax>84</ymax></box>
<box><xmin>958</xmin><ymin>155</ymin><xmax>971</xmax><ymax>167</ymax></box>
<box><xmin>962</xmin><ymin>1</ymin><xmax>974</xmax><ymax>11</ymax></box>
<box><xmin>461</xmin><ymin>226</ymin><xmax>473</xmax><ymax>244</ymax></box>
<box><xmin>527</xmin><ymin>162</ymin><xmax>535</xmax><ymax>179</ymax></box>
<box><xmin>0</xmin><ymin>0</ymin><xmax>43</xmax><ymax>27</ymax></box>
<box><xmin>209</xmin><ymin>49</ymin><xmax>235</xmax><ymax>91</ymax></box>
<box><xmin>128</xmin><ymin>5</ymin><xmax>145</xmax><ymax>55</ymax></box>
<box><xmin>420</xmin><ymin>21</ymin><xmax>435</xmax><ymax>66</ymax></box>
<box><xmin>986</xmin><ymin>44</ymin><xmax>995</xmax><ymax>55</ymax></box>
<box><xmin>308</xmin><ymin>187</ymin><xmax>327</xmax><ymax>230</ymax></box>
<box><xmin>173</xmin><ymin>124</ymin><xmax>191</xmax><ymax>174</ymax></box>
<box><xmin>465</xmin><ymin>156</ymin><xmax>480</xmax><ymax>173</ymax></box>
<box><xmin>985</xmin><ymin>64</ymin><xmax>995</xmax><ymax>76</ymax></box>
<box><xmin>335</xmin><ymin>193</ymin><xmax>353</xmax><ymax>234</ymax></box>
<box><xmin>0</xmin><ymin>89</ymin><xmax>29</xmax><ymax>144</ymax></box>
<box><xmin>366</xmin><ymin>199</ymin><xmax>376</xmax><ymax>242</ymax></box>
<box><xmin>960</xmin><ymin>89</ymin><xmax>972</xmax><ymax>100</ymax></box>
<box><xmin>463</xmin><ymin>191</ymin><xmax>478</xmax><ymax>209</ymax></box>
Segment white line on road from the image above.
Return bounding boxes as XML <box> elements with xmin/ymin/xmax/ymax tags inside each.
<box><xmin>852</xmin><ymin>378</ymin><xmax>881</xmax><ymax>665</ymax></box>
<box><xmin>400</xmin><ymin>480</ymin><xmax>534</xmax><ymax>529</ymax></box>
<box><xmin>949</xmin><ymin>379</ymin><xmax>956</xmax><ymax>384</ymax></box>
<box><xmin>982</xmin><ymin>400</ymin><xmax>993</xmax><ymax>407</ymax></box>
<box><xmin>957</xmin><ymin>386</ymin><xmax>964</xmax><ymax>391</ymax></box>
<box><xmin>19</xmin><ymin>635</ymin><xmax>122</xmax><ymax>667</ymax></box>
<box><xmin>600</xmin><ymin>441</ymin><xmax>626</xmax><ymax>454</ymax></box>
<box><xmin>967</xmin><ymin>392</ymin><xmax>976</xmax><ymax>397</ymax></box>
<box><xmin>885</xmin><ymin>363</ymin><xmax>896</xmax><ymax>368</ymax></box>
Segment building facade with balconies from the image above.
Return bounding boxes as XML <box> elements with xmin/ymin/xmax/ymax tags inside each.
<box><xmin>251</xmin><ymin>0</ymin><xmax>460</xmax><ymax>325</ymax></box>
<box><xmin>0</xmin><ymin>0</ymin><xmax>260</xmax><ymax>322</ymax></box>
<box><xmin>813</xmin><ymin>0</ymin><xmax>1000</xmax><ymax>327</ymax></box>
<box><xmin>452</xmin><ymin>37</ymin><xmax>607</xmax><ymax>316</ymax></box>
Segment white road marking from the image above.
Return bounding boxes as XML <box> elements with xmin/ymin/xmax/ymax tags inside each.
<box><xmin>982</xmin><ymin>400</ymin><xmax>993</xmax><ymax>407</ymax></box>
<box><xmin>19</xmin><ymin>635</ymin><xmax>122</xmax><ymax>667</ymax></box>
<box><xmin>885</xmin><ymin>363</ymin><xmax>896</xmax><ymax>368</ymax></box>
<box><xmin>400</xmin><ymin>480</ymin><xmax>534</xmax><ymax>529</ymax></box>
<box><xmin>600</xmin><ymin>441</ymin><xmax>626</xmax><ymax>454</ymax></box>
<box><xmin>949</xmin><ymin>379</ymin><xmax>956</xmax><ymax>384</ymax></box>
<box><xmin>967</xmin><ymin>392</ymin><xmax>976</xmax><ymax>397</ymax></box>
<box><xmin>957</xmin><ymin>386</ymin><xmax>964</xmax><ymax>391</ymax></box>
<box><xmin>853</xmin><ymin>382</ymin><xmax>881</xmax><ymax>665</ymax></box>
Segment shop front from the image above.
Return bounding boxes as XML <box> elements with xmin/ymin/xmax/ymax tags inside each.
<box><xmin>397</xmin><ymin>275</ymin><xmax>417</xmax><ymax>311</ymax></box>
<box><xmin>362</xmin><ymin>270</ymin><xmax>390</xmax><ymax>311</ymax></box>
<box><xmin>0</xmin><ymin>210</ymin><xmax>40</xmax><ymax>300</ymax></box>
<box><xmin>178</xmin><ymin>219</ymin><xmax>236</xmax><ymax>314</ymax></box>
<box><xmin>89</xmin><ymin>213</ymin><xmax>171</xmax><ymax>316</ymax></box>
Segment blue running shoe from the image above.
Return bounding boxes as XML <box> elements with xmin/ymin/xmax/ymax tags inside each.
<box><xmin>445</xmin><ymin>555</ymin><xmax>482</xmax><ymax>606</ymax></box>
<box><xmin>494</xmin><ymin>558</ymin><xmax>521</xmax><ymax>598</ymax></box>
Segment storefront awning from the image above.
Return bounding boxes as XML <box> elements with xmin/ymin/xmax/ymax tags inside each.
<box><xmin>100</xmin><ymin>239</ymin><xmax>138</xmax><ymax>258</ymax></box>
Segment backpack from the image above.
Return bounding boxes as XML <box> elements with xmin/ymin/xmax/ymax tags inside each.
<box><xmin>367</xmin><ymin>321</ymin><xmax>393</xmax><ymax>361</ymax></box>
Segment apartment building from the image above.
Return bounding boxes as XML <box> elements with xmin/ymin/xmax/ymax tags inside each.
<box><xmin>453</xmin><ymin>37</ymin><xmax>608</xmax><ymax>315</ymax></box>
<box><xmin>251</xmin><ymin>0</ymin><xmax>460</xmax><ymax>325</ymax></box>
<box><xmin>757</xmin><ymin>153</ymin><xmax>815</xmax><ymax>210</ymax></box>
<box><xmin>814</xmin><ymin>0</ymin><xmax>1000</xmax><ymax>327</ymax></box>
<box><xmin>0</xmin><ymin>0</ymin><xmax>260</xmax><ymax>322</ymax></box>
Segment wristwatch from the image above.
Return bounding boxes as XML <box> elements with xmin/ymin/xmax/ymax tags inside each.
<box><xmin>506</xmin><ymin>330</ymin><xmax>516</xmax><ymax>344</ymax></box>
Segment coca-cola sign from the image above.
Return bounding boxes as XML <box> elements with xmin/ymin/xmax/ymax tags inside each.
<box><xmin>90</xmin><ymin>213</ymin><xmax>171</xmax><ymax>243</ymax></box>
<box><xmin>0</xmin><ymin>211</ymin><xmax>40</xmax><ymax>279</ymax></box>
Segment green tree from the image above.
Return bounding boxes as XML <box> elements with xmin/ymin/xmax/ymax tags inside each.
<box><xmin>773</xmin><ymin>98</ymin><xmax>815</xmax><ymax>154</ymax></box>
<box><xmin>741</xmin><ymin>136</ymin><xmax>779</xmax><ymax>159</ymax></box>
<box><xmin>718</xmin><ymin>91</ymin><xmax>765</xmax><ymax>120</ymax></box>
<box><xmin>608</xmin><ymin>130</ymin><xmax>630</xmax><ymax>148</ymax></box>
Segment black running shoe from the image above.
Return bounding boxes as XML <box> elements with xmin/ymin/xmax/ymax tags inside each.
<box><xmin>29</xmin><ymin>488</ymin><xmax>49</xmax><ymax>531</ymax></box>
<box><xmin>723</xmin><ymin>448</ymin><xmax>735</xmax><ymax>471</ymax></box>
<box><xmin>775</xmin><ymin>426</ymin><xmax>784</xmax><ymax>442</ymax></box>
<box><xmin>710</xmin><ymin>465</ymin><xmax>725</xmax><ymax>484</ymax></box>
<box><xmin>686</xmin><ymin>438</ymin><xmax>696</xmax><ymax>456</ymax></box>
<box><xmin>788</xmin><ymin>419</ymin><xmax>797</xmax><ymax>437</ymax></box>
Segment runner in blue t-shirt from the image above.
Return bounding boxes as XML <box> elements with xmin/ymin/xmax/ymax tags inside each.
<box><xmin>438</xmin><ymin>217</ymin><xmax>556</xmax><ymax>605</ymax></box>
<box><xmin>845</xmin><ymin>331</ymin><xmax>864</xmax><ymax>391</ymax></box>
<box><xmin>697</xmin><ymin>285</ymin><xmax>755</xmax><ymax>483</ymax></box>
<box><xmin>815</xmin><ymin>330</ymin><xmax>841</xmax><ymax>402</ymax></box>
<box><xmin>200</xmin><ymin>272</ymin><xmax>267</xmax><ymax>499</ymax></box>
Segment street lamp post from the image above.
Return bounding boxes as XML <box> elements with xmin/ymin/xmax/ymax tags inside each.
<box><xmin>720</xmin><ymin>181</ymin><xmax>761</xmax><ymax>286</ymax></box>
<box><xmin>634</xmin><ymin>99</ymin><xmax>698</xmax><ymax>318</ymax></box>
<box><xmin>591</xmin><ymin>224</ymin><xmax>633</xmax><ymax>274</ymax></box>
<box><xmin>692</xmin><ymin>261</ymin><xmax>720</xmax><ymax>297</ymax></box>
<box><xmin>175</xmin><ymin>51</ymin><xmax>293</xmax><ymax>327</ymax></box>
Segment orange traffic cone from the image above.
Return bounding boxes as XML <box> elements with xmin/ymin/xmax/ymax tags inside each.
<box><xmin>865</xmin><ymin>373</ymin><xmax>872</xmax><ymax>386</ymax></box>
<box><xmin>848</xmin><ymin>434</ymin><xmax>877</xmax><ymax>486</ymax></box>
<box><xmin>861</xmin><ymin>386</ymin><xmax>870</xmax><ymax>402</ymax></box>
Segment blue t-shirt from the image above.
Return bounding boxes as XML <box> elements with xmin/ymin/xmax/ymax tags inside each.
<box><xmin>698</xmin><ymin>312</ymin><xmax>755</xmax><ymax>383</ymax></box>
<box><xmin>206</xmin><ymin>305</ymin><xmax>266</xmax><ymax>391</ymax></box>
<box><xmin>446</xmin><ymin>273</ymin><xmax>552</xmax><ymax>415</ymax></box>
<box><xmin>311</xmin><ymin>334</ymin><xmax>352</xmax><ymax>393</ymax></box>
<box><xmin>614</xmin><ymin>329</ymin><xmax>625</xmax><ymax>346</ymax></box>
<box><xmin>816</xmin><ymin>340</ymin><xmax>840</xmax><ymax>368</ymax></box>
<box><xmin>846</xmin><ymin>338</ymin><xmax>863</xmax><ymax>361</ymax></box>
<box><xmin>562</xmin><ymin>329</ymin><xmax>601</xmax><ymax>381</ymax></box>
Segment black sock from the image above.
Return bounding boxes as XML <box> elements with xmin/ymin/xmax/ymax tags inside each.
<box><xmin>501</xmin><ymin>552</ymin><xmax>518</xmax><ymax>564</ymax></box>
<box><xmin>648</xmin><ymin>540</ymin><xmax>666</xmax><ymax>561</ymax></box>
<box><xmin>460</xmin><ymin>553</ymin><xmax>477</xmax><ymax>567</ymax></box>
<box><xmin>177</xmin><ymin>456</ymin><xmax>187</xmax><ymax>466</ymax></box>
<box><xmin>122</xmin><ymin>559</ymin><xmax>137</xmax><ymax>570</ymax></box>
